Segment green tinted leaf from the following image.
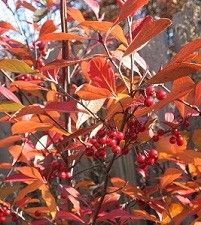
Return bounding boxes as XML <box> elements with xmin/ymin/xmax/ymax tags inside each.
<box><xmin>0</xmin><ymin>59</ymin><xmax>35</xmax><ymax>73</ymax></box>
<box><xmin>0</xmin><ymin>102</ymin><xmax>24</xmax><ymax>112</ymax></box>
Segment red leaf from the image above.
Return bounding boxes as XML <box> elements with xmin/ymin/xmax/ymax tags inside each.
<box><xmin>88</xmin><ymin>57</ymin><xmax>116</xmax><ymax>94</ymax></box>
<box><xmin>0</xmin><ymin>21</ymin><xmax>17</xmax><ymax>34</ymax></box>
<box><xmin>97</xmin><ymin>209</ymin><xmax>134</xmax><ymax>222</ymax></box>
<box><xmin>57</xmin><ymin>211</ymin><xmax>85</xmax><ymax>223</ymax></box>
<box><xmin>131</xmin><ymin>16</ymin><xmax>152</xmax><ymax>39</ymax></box>
<box><xmin>172</xmin><ymin>77</ymin><xmax>198</xmax><ymax>117</ymax></box>
<box><xmin>0</xmin><ymin>85</ymin><xmax>21</xmax><ymax>103</ymax></box>
<box><xmin>82</xmin><ymin>0</ymin><xmax>100</xmax><ymax>18</ymax></box>
<box><xmin>39</xmin><ymin>20</ymin><xmax>56</xmax><ymax>37</ymax></box>
<box><xmin>39</xmin><ymin>32</ymin><xmax>87</xmax><ymax>42</ymax></box>
<box><xmin>0</xmin><ymin>135</ymin><xmax>21</xmax><ymax>148</ymax></box>
<box><xmin>114</xmin><ymin>0</ymin><xmax>149</xmax><ymax>25</ymax></box>
<box><xmin>170</xmin><ymin>38</ymin><xmax>201</xmax><ymax>63</ymax></box>
<box><xmin>17</xmin><ymin>1</ymin><xmax>36</xmax><ymax>11</ymax></box>
<box><xmin>45</xmin><ymin>100</ymin><xmax>81</xmax><ymax>113</ymax></box>
<box><xmin>0</xmin><ymin>163</ymin><xmax>12</xmax><ymax>169</ymax></box>
<box><xmin>148</xmin><ymin>62</ymin><xmax>201</xmax><ymax>84</ymax></box>
<box><xmin>4</xmin><ymin>174</ymin><xmax>37</xmax><ymax>183</ymax></box>
<box><xmin>124</xmin><ymin>18</ymin><xmax>171</xmax><ymax>56</ymax></box>
<box><xmin>194</xmin><ymin>82</ymin><xmax>201</xmax><ymax>106</ymax></box>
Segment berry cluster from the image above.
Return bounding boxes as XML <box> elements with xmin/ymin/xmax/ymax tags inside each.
<box><xmin>33</xmin><ymin>41</ymin><xmax>47</xmax><ymax>57</ymax></box>
<box><xmin>32</xmin><ymin>41</ymin><xmax>46</xmax><ymax>69</ymax></box>
<box><xmin>0</xmin><ymin>205</ymin><xmax>10</xmax><ymax>223</ymax></box>
<box><xmin>126</xmin><ymin>120</ymin><xmax>146</xmax><ymax>142</ymax></box>
<box><xmin>151</xmin><ymin>128</ymin><xmax>165</xmax><ymax>143</ymax></box>
<box><xmin>136</xmin><ymin>149</ymin><xmax>158</xmax><ymax>178</ymax></box>
<box><xmin>17</xmin><ymin>74</ymin><xmax>43</xmax><ymax>81</ymax></box>
<box><xmin>169</xmin><ymin>128</ymin><xmax>184</xmax><ymax>146</ymax></box>
<box><xmin>85</xmin><ymin>128</ymin><xmax>124</xmax><ymax>158</ymax></box>
<box><xmin>144</xmin><ymin>85</ymin><xmax>167</xmax><ymax>107</ymax></box>
<box><xmin>48</xmin><ymin>160</ymin><xmax>71</xmax><ymax>180</ymax></box>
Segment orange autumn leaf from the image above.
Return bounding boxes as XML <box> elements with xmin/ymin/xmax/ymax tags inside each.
<box><xmin>148</xmin><ymin>38</ymin><xmax>201</xmax><ymax>84</ymax></box>
<box><xmin>148</xmin><ymin>62</ymin><xmax>201</xmax><ymax>84</ymax></box>
<box><xmin>111</xmin><ymin>177</ymin><xmax>144</xmax><ymax>200</ymax></box>
<box><xmin>11</xmin><ymin>121</ymin><xmax>52</xmax><ymax>134</ymax></box>
<box><xmin>0</xmin><ymin>135</ymin><xmax>21</xmax><ymax>148</ymax></box>
<box><xmin>124</xmin><ymin>18</ymin><xmax>171</xmax><ymax>56</ymax></box>
<box><xmin>114</xmin><ymin>0</ymin><xmax>149</xmax><ymax>26</ymax></box>
<box><xmin>17</xmin><ymin>166</ymin><xmax>44</xmax><ymax>181</ymax></box>
<box><xmin>10</xmin><ymin>81</ymin><xmax>42</xmax><ymax>91</ymax></box>
<box><xmin>132</xmin><ymin>210</ymin><xmax>158</xmax><ymax>222</ymax></box>
<box><xmin>80</xmin><ymin>21</ymin><xmax>127</xmax><ymax>45</ymax></box>
<box><xmin>0</xmin><ymin>21</ymin><xmax>17</xmax><ymax>33</ymax></box>
<box><xmin>134</xmin><ymin>79</ymin><xmax>195</xmax><ymax>118</ymax></box>
<box><xmin>39</xmin><ymin>19</ymin><xmax>56</xmax><ymax>37</ymax></box>
<box><xmin>67</xmin><ymin>8</ymin><xmax>85</xmax><ymax>23</ymax></box>
<box><xmin>162</xmin><ymin>203</ymin><xmax>184</xmax><ymax>224</ymax></box>
<box><xmin>156</xmin><ymin>135</ymin><xmax>187</xmax><ymax>156</ymax></box>
<box><xmin>160</xmin><ymin>168</ymin><xmax>183</xmax><ymax>189</ymax></box>
<box><xmin>170</xmin><ymin>37</ymin><xmax>201</xmax><ymax>64</ymax></box>
<box><xmin>39</xmin><ymin>32</ymin><xmax>87</xmax><ymax>42</ymax></box>
<box><xmin>40</xmin><ymin>184</ymin><xmax>57</xmax><ymax>219</ymax></box>
<box><xmin>75</xmin><ymin>84</ymin><xmax>113</xmax><ymax>100</ymax></box>
<box><xmin>15</xmin><ymin>180</ymin><xmax>43</xmax><ymax>202</ymax></box>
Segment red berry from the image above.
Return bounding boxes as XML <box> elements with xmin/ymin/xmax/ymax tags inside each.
<box><xmin>111</xmin><ymin>145</ymin><xmax>121</xmax><ymax>154</ymax></box>
<box><xmin>11</xmin><ymin>214</ymin><xmax>17</xmax><ymax>222</ymax></box>
<box><xmin>36</xmin><ymin>58</ymin><xmax>44</xmax><ymax>68</ymax></box>
<box><xmin>109</xmin><ymin>131</ymin><xmax>117</xmax><ymax>138</ymax></box>
<box><xmin>146</xmin><ymin>157</ymin><xmax>155</xmax><ymax>165</ymax></box>
<box><xmin>41</xmin><ymin>49</ymin><xmax>47</xmax><ymax>57</ymax></box>
<box><xmin>156</xmin><ymin>89</ymin><xmax>167</xmax><ymax>100</ymax></box>
<box><xmin>95</xmin><ymin>148</ymin><xmax>106</xmax><ymax>158</ymax></box>
<box><xmin>148</xmin><ymin>149</ymin><xmax>158</xmax><ymax>159</ymax></box>
<box><xmin>34</xmin><ymin>210</ymin><xmax>41</xmax><ymax>217</ymax></box>
<box><xmin>3</xmin><ymin>209</ymin><xmax>10</xmax><ymax>216</ymax></box>
<box><xmin>138</xmin><ymin>124</ymin><xmax>146</xmax><ymax>132</ymax></box>
<box><xmin>85</xmin><ymin>147</ymin><xmax>94</xmax><ymax>157</ymax></box>
<box><xmin>172</xmin><ymin>128</ymin><xmax>180</xmax><ymax>137</ymax></box>
<box><xmin>89</xmin><ymin>138</ymin><xmax>97</xmax><ymax>145</ymax></box>
<box><xmin>107</xmin><ymin>138</ymin><xmax>117</xmax><ymax>147</ymax></box>
<box><xmin>115</xmin><ymin>131</ymin><xmax>124</xmax><ymax>140</ymax></box>
<box><xmin>97</xmin><ymin>129</ymin><xmax>106</xmax><ymax>138</ymax></box>
<box><xmin>0</xmin><ymin>216</ymin><xmax>6</xmax><ymax>222</ymax></box>
<box><xmin>145</xmin><ymin>85</ymin><xmax>155</xmax><ymax>96</ymax></box>
<box><xmin>157</xmin><ymin>129</ymin><xmax>165</xmax><ymax>136</ymax></box>
<box><xmin>144</xmin><ymin>96</ymin><xmax>154</xmax><ymax>107</ymax></box>
<box><xmin>177</xmin><ymin>139</ymin><xmax>184</xmax><ymax>146</ymax></box>
<box><xmin>59</xmin><ymin>171</ymin><xmax>71</xmax><ymax>179</ymax></box>
<box><xmin>177</xmin><ymin>136</ymin><xmax>184</xmax><ymax>146</ymax></box>
<box><xmin>152</xmin><ymin>135</ymin><xmax>159</xmax><ymax>142</ymax></box>
<box><xmin>99</xmin><ymin>136</ymin><xmax>108</xmax><ymax>145</ymax></box>
<box><xmin>37</xmin><ymin>41</ymin><xmax>45</xmax><ymax>51</ymax></box>
<box><xmin>169</xmin><ymin>136</ymin><xmax>176</xmax><ymax>144</ymax></box>
<box><xmin>136</xmin><ymin>154</ymin><xmax>146</xmax><ymax>164</ymax></box>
